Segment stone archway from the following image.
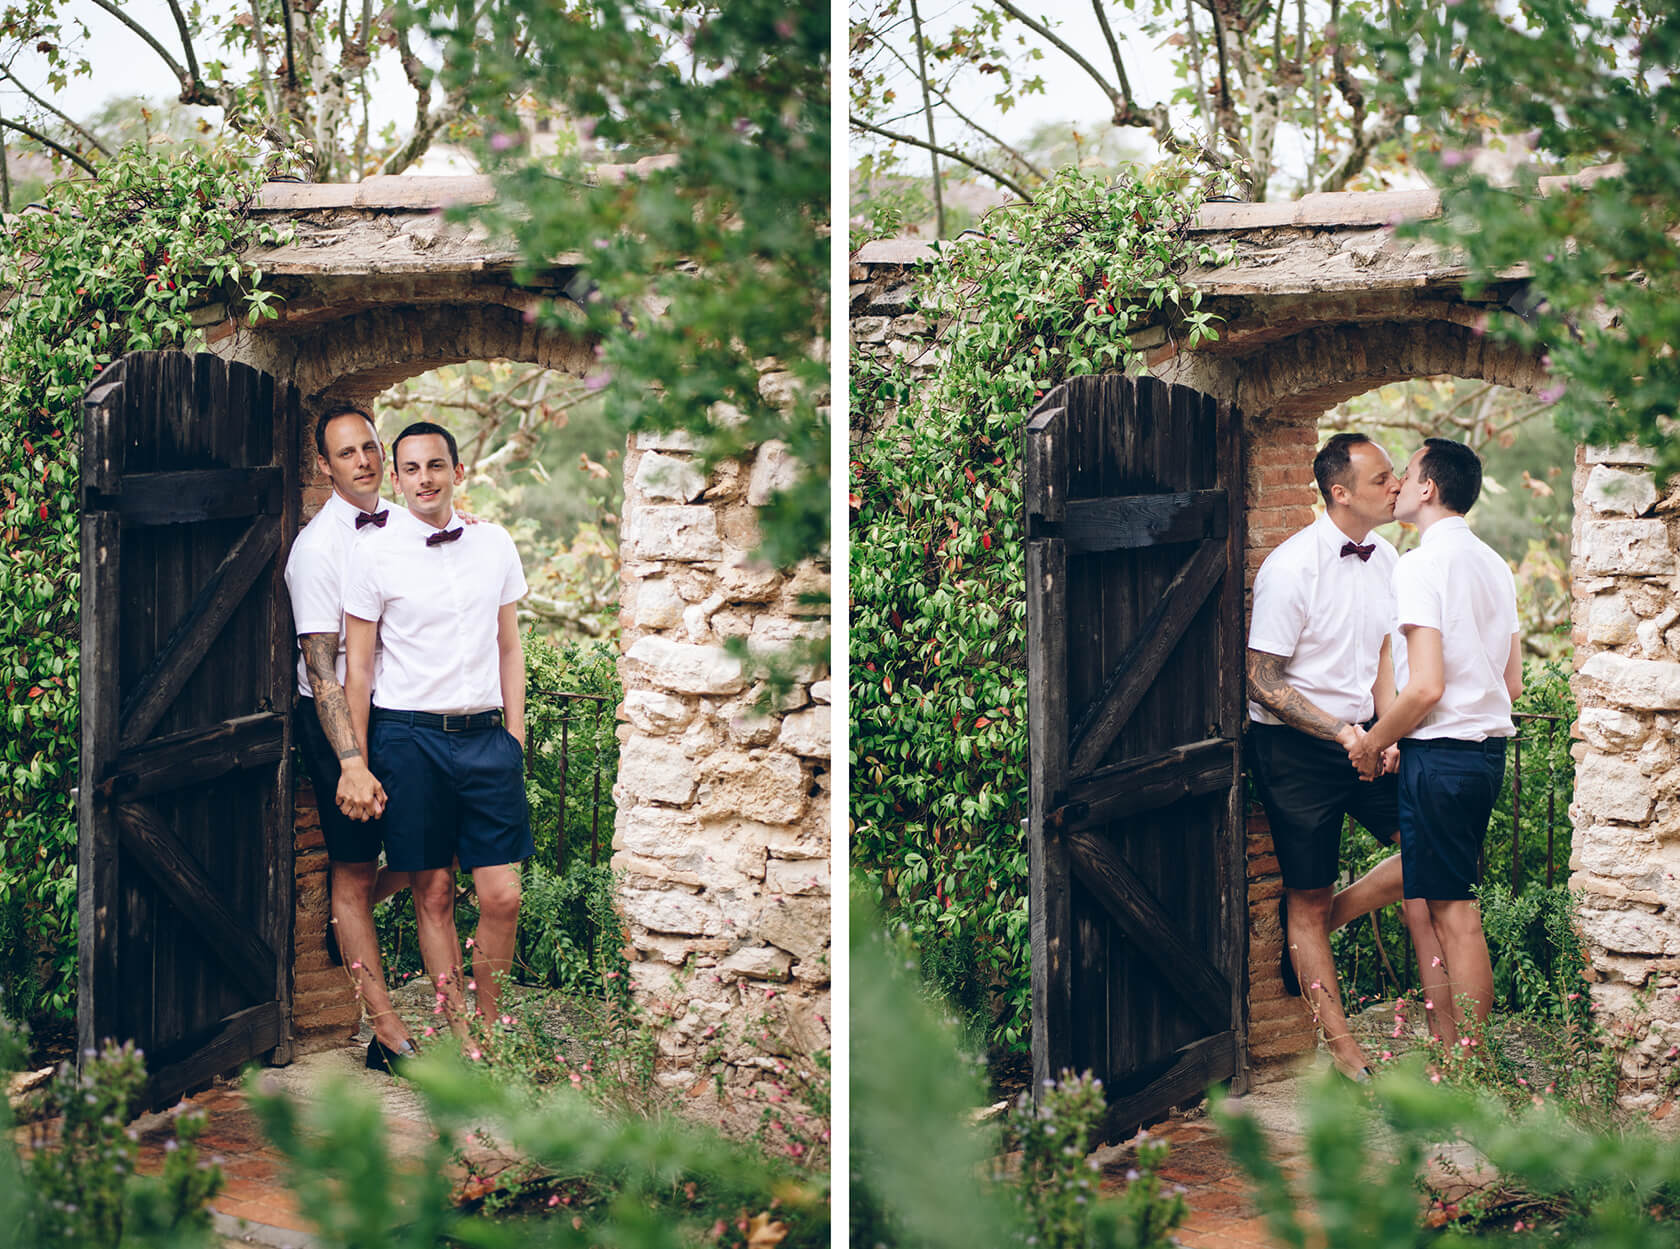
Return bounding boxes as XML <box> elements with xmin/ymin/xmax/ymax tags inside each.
<box><xmin>852</xmin><ymin>186</ymin><xmax>1675</xmax><ymax>1099</ymax></box>
<box><xmin>196</xmin><ymin>177</ymin><xmax>830</xmax><ymax>1114</ymax></box>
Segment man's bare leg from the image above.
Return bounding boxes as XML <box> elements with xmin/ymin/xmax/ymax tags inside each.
<box><xmin>1326</xmin><ymin>852</ymin><xmax>1403</xmax><ymax>931</ymax></box>
<box><xmin>1427</xmin><ymin>898</ymin><xmax>1494</xmax><ymax>1040</ymax></box>
<box><xmin>1285</xmin><ymin>885</ymin><xmax>1369</xmax><ymax>1075</ymax></box>
<box><xmin>412</xmin><ymin>866</ymin><xmax>468</xmax><ymax>1038</ymax></box>
<box><xmin>469</xmin><ymin>864</ymin><xmax>522</xmax><ymax>1025</ymax></box>
<box><xmin>371</xmin><ymin>867</ymin><xmax>410</xmax><ymax>908</ymax></box>
<box><xmin>332</xmin><ymin>860</ymin><xmax>413</xmax><ymax>1050</ymax></box>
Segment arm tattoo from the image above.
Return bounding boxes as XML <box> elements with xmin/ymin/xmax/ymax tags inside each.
<box><xmin>1246</xmin><ymin>649</ymin><xmax>1348</xmax><ymax>743</ymax></box>
<box><xmin>301</xmin><ymin>633</ymin><xmax>362</xmax><ymax>762</ymax></box>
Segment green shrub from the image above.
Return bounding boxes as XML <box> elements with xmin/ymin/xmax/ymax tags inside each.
<box><xmin>850</xmin><ymin>165</ymin><xmax>1236</xmax><ymax>1051</ymax></box>
<box><xmin>523</xmin><ymin>632</ymin><xmax>622</xmax><ymax>876</ymax></box>
<box><xmin>0</xmin><ymin>1014</ymin><xmax>223</xmax><ymax>1248</ymax></box>
<box><xmin>0</xmin><ymin>142</ymin><xmax>281</xmax><ymax>1026</ymax></box>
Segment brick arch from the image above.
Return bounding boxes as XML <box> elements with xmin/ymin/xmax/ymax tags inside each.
<box><xmin>218</xmin><ymin>300</ymin><xmax>598</xmax><ymax>407</ymax></box>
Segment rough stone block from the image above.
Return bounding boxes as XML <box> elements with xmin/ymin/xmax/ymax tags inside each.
<box><xmin>1580</xmin><ymin>651</ymin><xmax>1680</xmax><ymax>710</ymax></box>
<box><xmin>720</xmin><ymin>945</ymin><xmax>794</xmax><ymax>981</ymax></box>
<box><xmin>766</xmin><ymin>857</ymin><xmax>830</xmax><ymax>896</ymax></box>
<box><xmin>1585</xmin><ymin>465</ymin><xmax>1659</xmax><ymax>517</ymax></box>
<box><xmin>778</xmin><ymin>707</ymin><xmax>831</xmax><ymax>759</ymax></box>
<box><xmin>747</xmin><ymin>440</ymin><xmax>800</xmax><ymax>506</ymax></box>
<box><xmin>1586</xmin><ymin>442</ymin><xmax>1661</xmax><ymax>467</ymax></box>
<box><xmin>1588</xmin><ymin>595</ymin><xmax>1640</xmax><ymax>646</ymax></box>
<box><xmin>698</xmin><ymin>751</ymin><xmax>809</xmax><ymax>824</ymax></box>
<box><xmin>718</xmin><ymin>549</ymin><xmax>783</xmax><ymax>601</ymax></box>
<box><xmin>632</xmin><ymin>428</ymin><xmax>699</xmax><ymax>453</ymax></box>
<box><xmin>613</xmin><ymin>806</ymin><xmax>704</xmax><ymax>858</ymax></box>
<box><xmin>617</xmin><ymin>737</ymin><xmax>698</xmax><ymax>805</ymax></box>
<box><xmin>1581</xmin><ymin>520</ymin><xmax>1675</xmax><ymax>575</ymax></box>
<box><xmin>627</xmin><ymin>636</ymin><xmax>748</xmax><ymax>695</ymax></box>
<box><xmin>1574</xmin><ymin>752</ymin><xmax>1656</xmax><ymax>824</ymax></box>
<box><xmin>810</xmin><ymin>680</ymin><xmax>832</xmax><ymax>704</ymax></box>
<box><xmin>620</xmin><ymin>886</ymin><xmax>721</xmax><ymax>936</ymax></box>
<box><xmin>1578</xmin><ymin>706</ymin><xmax>1650</xmax><ymax>752</ymax></box>
<box><xmin>635</xmin><ymin>451</ymin><xmax>706</xmax><ymax>502</ymax></box>
<box><xmin>623</xmin><ymin>689</ymin><xmax>696</xmax><ymax>734</ymax></box>
<box><xmin>756</xmin><ymin>896</ymin><xmax>830</xmax><ymax>961</ymax></box>
<box><xmin>626</xmin><ymin>505</ymin><xmax>720</xmax><ymax>562</ymax></box>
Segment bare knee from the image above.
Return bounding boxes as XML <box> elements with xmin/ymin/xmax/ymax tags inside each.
<box><xmin>1287</xmin><ymin>886</ymin><xmax>1333</xmax><ymax>925</ymax></box>
<box><xmin>478</xmin><ymin>876</ymin><xmax>521</xmax><ymax>924</ymax></box>
<box><xmin>332</xmin><ymin>861</ymin><xmax>378</xmax><ymax>910</ymax></box>
<box><xmin>413</xmin><ymin>871</ymin><xmax>457</xmax><ymax>922</ymax></box>
<box><xmin>1427</xmin><ymin>900</ymin><xmax>1482</xmax><ymax>941</ymax></box>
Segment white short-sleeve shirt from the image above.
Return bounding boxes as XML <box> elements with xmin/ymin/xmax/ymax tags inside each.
<box><xmin>282</xmin><ymin>491</ymin><xmax>393</xmax><ymax>699</ymax></box>
<box><xmin>1393</xmin><ymin>515</ymin><xmax>1518</xmax><ymax>741</ymax></box>
<box><xmin>1247</xmin><ymin>512</ymin><xmax>1399</xmax><ymax>727</ymax></box>
<box><xmin>343</xmin><ymin>510</ymin><xmax>528</xmax><ymax>714</ymax></box>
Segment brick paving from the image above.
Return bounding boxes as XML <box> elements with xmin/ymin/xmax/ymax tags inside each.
<box><xmin>1093</xmin><ymin>1073</ymin><xmax>1314</xmax><ymax>1249</ymax></box>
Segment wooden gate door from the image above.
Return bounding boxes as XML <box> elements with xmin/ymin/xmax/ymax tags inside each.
<box><xmin>79</xmin><ymin>351</ymin><xmax>300</xmax><ymax>1108</ymax></box>
<box><xmin>1026</xmin><ymin>373</ymin><xmax>1247</xmax><ymax>1136</ymax></box>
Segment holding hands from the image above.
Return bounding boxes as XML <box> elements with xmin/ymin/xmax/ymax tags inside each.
<box><xmin>1337</xmin><ymin>722</ymin><xmax>1398</xmax><ymax>782</ymax></box>
<box><xmin>336</xmin><ymin>758</ymin><xmax>388</xmax><ymax>822</ymax></box>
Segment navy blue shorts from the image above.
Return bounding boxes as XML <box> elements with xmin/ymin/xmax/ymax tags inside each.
<box><xmin>294</xmin><ymin>699</ymin><xmax>385</xmax><ymax>863</ymax></box>
<box><xmin>368</xmin><ymin>711</ymin><xmax>533</xmax><ymax>872</ymax></box>
<box><xmin>1399</xmin><ymin>737</ymin><xmax>1507</xmax><ymax>901</ymax></box>
<box><xmin>1247</xmin><ymin>722</ymin><xmax>1401</xmax><ymax>891</ymax></box>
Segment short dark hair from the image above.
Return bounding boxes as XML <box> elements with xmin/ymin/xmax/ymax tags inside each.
<box><xmin>1416</xmin><ymin>437</ymin><xmax>1483</xmax><ymax>514</ymax></box>
<box><xmin>1313</xmin><ymin>432</ymin><xmax>1373</xmax><ymax>503</ymax></box>
<box><xmin>314</xmin><ymin>406</ymin><xmax>377</xmax><ymax>459</ymax></box>
<box><xmin>391</xmin><ymin>420</ymin><xmax>459</xmax><ymax>467</ymax></box>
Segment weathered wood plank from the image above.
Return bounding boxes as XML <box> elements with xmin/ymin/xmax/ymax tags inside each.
<box><xmin>1024</xmin><ymin>400</ymin><xmax>1068</xmax><ymax>525</ymax></box>
<box><xmin>78</xmin><ymin>510</ymin><xmax>122</xmax><ymax>1054</ymax></box>
<box><xmin>114</xmin><ymin>801</ymin><xmax>278</xmax><ymax>1003</ymax></box>
<box><xmin>1028</xmin><ymin>533</ymin><xmax>1073</xmax><ymax>1091</ymax></box>
<box><xmin>1216</xmin><ymin>396</ymin><xmax>1251</xmax><ymax>1094</ymax></box>
<box><xmin>267</xmin><ymin>376</ymin><xmax>300</xmax><ymax>1064</ymax></box>
<box><xmin>117</xmin><ymin>515</ymin><xmax>281</xmax><ymax>752</ymax></box>
<box><xmin>84</xmin><ymin>467</ymin><xmax>284</xmax><ymax>525</ymax></box>
<box><xmin>1066</xmin><ymin>828</ymin><xmax>1232</xmax><ymax>1030</ymax></box>
<box><xmin>1099</xmin><ymin>1031</ymin><xmax>1239</xmax><ymax>1142</ymax></box>
<box><xmin>1060</xmin><ymin>739</ymin><xmax>1235</xmax><ymax>832</ymax></box>
<box><xmin>1056</xmin><ymin>490</ymin><xmax>1226</xmax><ymax>553</ymax></box>
<box><xmin>145</xmin><ymin>1001</ymin><xmax>284</xmax><ymax>1111</ymax></box>
<box><xmin>1066</xmin><ymin>536</ymin><xmax>1227</xmax><ymax>776</ymax></box>
<box><xmin>107</xmin><ymin>713</ymin><xmax>285</xmax><ymax>799</ymax></box>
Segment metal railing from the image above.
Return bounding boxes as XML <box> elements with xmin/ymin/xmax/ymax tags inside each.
<box><xmin>526</xmin><ymin>689</ymin><xmax>614</xmax><ymax>870</ymax></box>
<box><xmin>1483</xmin><ymin>711</ymin><xmax>1570</xmax><ymax>891</ymax></box>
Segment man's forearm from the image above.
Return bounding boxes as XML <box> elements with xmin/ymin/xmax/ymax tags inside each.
<box><xmin>499</xmin><ymin>641</ymin><xmax>525</xmax><ymax>743</ymax></box>
<box><xmin>301</xmin><ymin>634</ymin><xmax>365</xmax><ymax>762</ymax></box>
<box><xmin>1246</xmin><ymin>650</ymin><xmax>1354</xmax><ymax>744</ymax></box>
<box><xmin>1362</xmin><ymin>688</ymin><xmax>1437</xmax><ymax>755</ymax></box>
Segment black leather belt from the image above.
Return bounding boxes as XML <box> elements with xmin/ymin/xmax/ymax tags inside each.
<box><xmin>372</xmin><ymin>708</ymin><xmax>503</xmax><ymax>732</ymax></box>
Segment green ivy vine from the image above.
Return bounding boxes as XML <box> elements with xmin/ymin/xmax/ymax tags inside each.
<box><xmin>849</xmin><ymin>164</ymin><xmax>1235</xmax><ymax>1050</ymax></box>
<box><xmin>0</xmin><ymin>141</ymin><xmax>283</xmax><ymax>1023</ymax></box>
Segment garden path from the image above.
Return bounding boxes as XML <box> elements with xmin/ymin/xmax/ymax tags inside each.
<box><xmin>128</xmin><ymin>1043</ymin><xmax>510</xmax><ymax>1248</ymax></box>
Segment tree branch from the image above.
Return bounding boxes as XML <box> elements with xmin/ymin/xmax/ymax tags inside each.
<box><xmin>1089</xmin><ymin>0</ymin><xmax>1135</xmax><ymax>107</ymax></box>
<box><xmin>163</xmin><ymin>0</ymin><xmax>204</xmax><ymax>91</ymax></box>
<box><xmin>0</xmin><ymin>116</ymin><xmax>97</xmax><ymax>174</ymax></box>
<box><xmin>1318</xmin><ymin>113</ymin><xmax>1399</xmax><ymax>192</ymax></box>
<box><xmin>85</xmin><ymin>0</ymin><xmax>198</xmax><ymax>98</ymax></box>
<box><xmin>0</xmin><ymin>67</ymin><xmax>111</xmax><ymax>156</ymax></box>
<box><xmin>850</xmin><ymin>116</ymin><xmax>1034</xmax><ymax>199</ymax></box>
<box><xmin>993</xmin><ymin>0</ymin><xmax>1125</xmax><ymax>119</ymax></box>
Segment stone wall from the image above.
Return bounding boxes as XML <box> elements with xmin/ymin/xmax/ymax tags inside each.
<box><xmin>616</xmin><ymin>417</ymin><xmax>832</xmax><ymax>1130</ymax></box>
<box><xmin>1568</xmin><ymin>442</ymin><xmax>1680</xmax><ymax>1110</ymax></box>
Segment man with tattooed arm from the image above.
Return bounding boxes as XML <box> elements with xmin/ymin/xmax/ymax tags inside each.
<box><xmin>283</xmin><ymin>406</ymin><xmax>419</xmax><ymax>1073</ymax></box>
<box><xmin>1245</xmin><ymin>433</ymin><xmax>1447</xmax><ymax>1079</ymax></box>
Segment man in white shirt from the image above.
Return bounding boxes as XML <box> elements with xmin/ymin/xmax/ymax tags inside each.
<box><xmin>1351</xmin><ymin>438</ymin><xmax>1522</xmax><ymax>1043</ymax></box>
<box><xmin>343</xmin><ymin>421</ymin><xmax>531</xmax><ymax>1035</ymax></box>
<box><xmin>282</xmin><ymin>406</ymin><xmax>417</xmax><ymax>1072</ymax></box>
<box><xmin>1247</xmin><ymin>433</ymin><xmax>1444</xmax><ymax>1079</ymax></box>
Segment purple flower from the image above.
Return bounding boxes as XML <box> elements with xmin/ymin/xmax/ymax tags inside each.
<box><xmin>489</xmin><ymin>132</ymin><xmax>517</xmax><ymax>152</ymax></box>
<box><xmin>1440</xmin><ymin>149</ymin><xmax>1467</xmax><ymax>167</ymax></box>
<box><xmin>1539</xmin><ymin>383</ymin><xmax>1566</xmax><ymax>404</ymax></box>
<box><xmin>586</xmin><ymin>371</ymin><xmax>612</xmax><ymax>392</ymax></box>
<box><xmin>775</xmin><ymin>18</ymin><xmax>795</xmax><ymax>38</ymax></box>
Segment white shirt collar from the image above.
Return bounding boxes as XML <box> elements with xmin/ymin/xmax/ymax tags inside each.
<box><xmin>1315</xmin><ymin>510</ymin><xmax>1372</xmax><ymax>553</ymax></box>
<box><xmin>322</xmin><ymin>488</ymin><xmax>388</xmax><ymax>530</ymax></box>
<box><xmin>1420</xmin><ymin>515</ymin><xmax>1471</xmax><ymax>546</ymax></box>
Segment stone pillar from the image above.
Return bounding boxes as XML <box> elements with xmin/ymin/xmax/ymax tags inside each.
<box><xmin>1568</xmin><ymin>442</ymin><xmax>1680</xmax><ymax>1108</ymax></box>
<box><xmin>615</xmin><ymin>422</ymin><xmax>831</xmax><ymax>1128</ymax></box>
<box><xmin>1241</xmin><ymin>416</ymin><xmax>1322</xmax><ymax>1071</ymax></box>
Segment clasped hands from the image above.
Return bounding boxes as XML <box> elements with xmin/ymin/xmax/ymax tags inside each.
<box><xmin>336</xmin><ymin>757</ymin><xmax>388</xmax><ymax>822</ymax></box>
<box><xmin>1336</xmin><ymin>722</ymin><xmax>1398</xmax><ymax>782</ymax></box>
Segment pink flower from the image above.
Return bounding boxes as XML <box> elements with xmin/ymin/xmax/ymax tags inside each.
<box><xmin>489</xmin><ymin>132</ymin><xmax>516</xmax><ymax>152</ymax></box>
<box><xmin>548</xmin><ymin>1194</ymin><xmax>561</xmax><ymax>1208</ymax></box>
<box><xmin>1440</xmin><ymin>149</ymin><xmax>1467</xmax><ymax>167</ymax></box>
<box><xmin>1539</xmin><ymin>383</ymin><xmax>1566</xmax><ymax>404</ymax></box>
<box><xmin>586</xmin><ymin>371</ymin><xmax>612</xmax><ymax>392</ymax></box>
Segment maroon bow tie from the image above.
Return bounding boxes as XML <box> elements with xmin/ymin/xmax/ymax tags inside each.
<box><xmin>355</xmin><ymin>510</ymin><xmax>388</xmax><ymax>529</ymax></box>
<box><xmin>1340</xmin><ymin>541</ymin><xmax>1375</xmax><ymax>562</ymax></box>
<box><xmin>426</xmin><ymin>526</ymin><xmax>464</xmax><ymax>547</ymax></box>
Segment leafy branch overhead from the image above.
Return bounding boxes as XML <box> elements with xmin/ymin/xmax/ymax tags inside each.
<box><xmin>432</xmin><ymin>0</ymin><xmax>831</xmax><ymax>571</ymax></box>
<box><xmin>850</xmin><ymin>0</ymin><xmax>1466</xmax><ymax>205</ymax></box>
